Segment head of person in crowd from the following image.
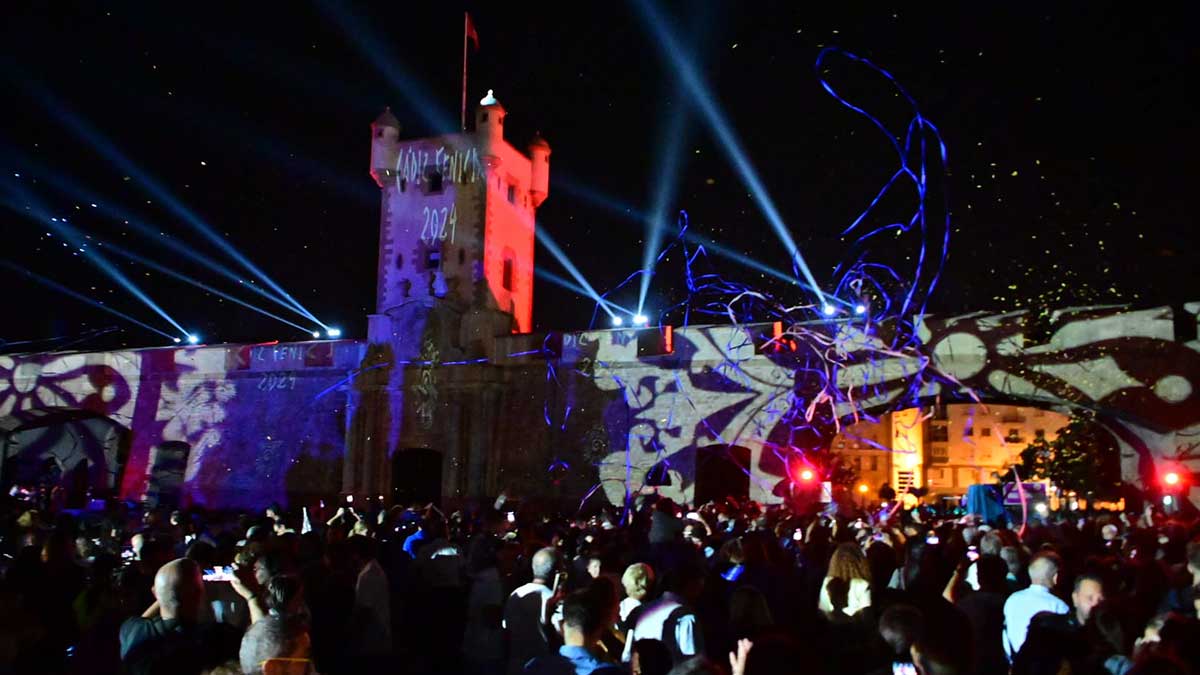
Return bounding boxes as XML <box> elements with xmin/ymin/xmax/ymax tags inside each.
<box><xmin>254</xmin><ymin>548</ymin><xmax>291</xmax><ymax>586</ymax></box>
<box><xmin>730</xmin><ymin>585</ymin><xmax>773</xmax><ymax>635</ymax></box>
<box><xmin>632</xmin><ymin>639</ymin><xmax>673</xmax><ymax>675</ymax></box>
<box><xmin>827</xmin><ymin>542</ymin><xmax>871</xmax><ymax>582</ymax></box>
<box><xmin>238</xmin><ymin>614</ymin><xmax>311</xmax><ymax>675</ymax></box>
<box><xmin>154</xmin><ymin>558</ymin><xmax>207</xmax><ymax>623</ymax></box>
<box><xmin>531</xmin><ymin>546</ymin><xmax>559</xmax><ymax>584</ymax></box>
<box><xmin>663</xmin><ymin>560</ymin><xmax>706</xmax><ymax>605</ymax></box>
<box><xmin>879</xmin><ymin>604</ymin><xmax>924</xmax><ymax>659</ymax></box>
<box><xmin>976</xmin><ymin>554</ymin><xmax>1009</xmax><ymax>594</ymax></box>
<box><xmin>559</xmin><ymin>586</ymin><xmax>613</xmax><ymax>650</ymax></box>
<box><xmin>1071</xmin><ymin>574</ymin><xmax>1105</xmax><ymax>625</ymax></box>
<box><xmin>1028</xmin><ymin>552</ymin><xmax>1062</xmax><ymax>590</ymax></box>
<box><xmin>1000</xmin><ymin>545</ymin><xmax>1023</xmax><ymax>578</ymax></box>
<box><xmin>265</xmin><ymin>574</ymin><xmax>306</xmax><ymax>619</ymax></box>
<box><xmin>622</xmin><ymin>563</ymin><xmax>655</xmax><ymax>603</ymax></box>
<box><xmin>979</xmin><ymin>530</ymin><xmax>1003</xmax><ymax>557</ymax></box>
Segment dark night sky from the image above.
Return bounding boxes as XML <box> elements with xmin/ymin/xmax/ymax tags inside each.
<box><xmin>1</xmin><ymin>2</ymin><xmax>1197</xmax><ymax>351</ymax></box>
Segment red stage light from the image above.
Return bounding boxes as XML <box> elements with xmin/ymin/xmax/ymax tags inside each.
<box><xmin>800</xmin><ymin>469</ymin><xmax>814</xmax><ymax>481</ymax></box>
<box><xmin>1163</xmin><ymin>472</ymin><xmax>1180</xmax><ymax>486</ymax></box>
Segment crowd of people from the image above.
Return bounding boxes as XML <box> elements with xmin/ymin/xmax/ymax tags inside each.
<box><xmin>1</xmin><ymin>486</ymin><xmax>1198</xmax><ymax>675</ymax></box>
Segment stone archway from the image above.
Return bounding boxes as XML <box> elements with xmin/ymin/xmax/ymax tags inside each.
<box><xmin>0</xmin><ymin>407</ymin><xmax>130</xmax><ymax>505</ymax></box>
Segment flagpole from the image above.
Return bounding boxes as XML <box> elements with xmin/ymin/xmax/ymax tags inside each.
<box><xmin>461</xmin><ymin>12</ymin><xmax>469</xmax><ymax>132</ymax></box>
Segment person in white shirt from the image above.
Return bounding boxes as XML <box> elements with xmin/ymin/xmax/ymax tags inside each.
<box><xmin>622</xmin><ymin>562</ymin><xmax>705</xmax><ymax>666</ymax></box>
<box><xmin>819</xmin><ymin>543</ymin><xmax>873</xmax><ymax>617</ymax></box>
<box><xmin>504</xmin><ymin>547</ymin><xmax>559</xmax><ymax>675</ymax></box>
<box><xmin>619</xmin><ymin>563</ymin><xmax>655</xmax><ymax>628</ymax></box>
<box><xmin>1003</xmin><ymin>552</ymin><xmax>1068</xmax><ymax>660</ymax></box>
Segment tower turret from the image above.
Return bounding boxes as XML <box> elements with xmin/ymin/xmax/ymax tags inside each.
<box><xmin>528</xmin><ymin>132</ymin><xmax>551</xmax><ymax>208</ymax></box>
<box><xmin>475</xmin><ymin>89</ymin><xmax>505</xmax><ymax>167</ymax></box>
<box><xmin>369</xmin><ymin>107</ymin><xmax>401</xmax><ymax>187</ymax></box>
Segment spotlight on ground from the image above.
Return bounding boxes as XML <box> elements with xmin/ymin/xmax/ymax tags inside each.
<box><xmin>173</xmin><ymin>337</ymin><xmax>182</xmax><ymax>344</ymax></box>
<box><xmin>822</xmin><ymin>305</ymin><xmax>837</xmax><ymax>317</ymax></box>
<box><xmin>633</xmin><ymin>314</ymin><xmax>649</xmax><ymax>326</ymax></box>
<box><xmin>326</xmin><ymin>327</ymin><xmax>342</xmax><ymax>338</ymax></box>
<box><xmin>612</xmin><ymin>316</ymin><xmax>624</xmax><ymax>327</ymax></box>
<box><xmin>311</xmin><ymin>331</ymin><xmax>321</xmax><ymax>339</ymax></box>
<box><xmin>854</xmin><ymin>304</ymin><xmax>867</xmax><ymax>315</ymax></box>
<box><xmin>186</xmin><ymin>334</ymin><xmax>200</xmax><ymax>345</ymax></box>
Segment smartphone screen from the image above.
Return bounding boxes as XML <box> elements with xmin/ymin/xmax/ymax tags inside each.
<box><xmin>203</xmin><ymin>566</ymin><xmax>234</xmax><ymax>582</ymax></box>
<box><xmin>552</xmin><ymin>572</ymin><xmax>566</xmax><ymax>593</ymax></box>
<box><xmin>893</xmin><ymin>662</ymin><xmax>917</xmax><ymax>675</ymax></box>
<box><xmin>967</xmin><ymin>546</ymin><xmax>980</xmax><ymax>561</ymax></box>
<box><xmin>506</xmin><ymin>511</ymin><xmax>516</xmax><ymax>523</ymax></box>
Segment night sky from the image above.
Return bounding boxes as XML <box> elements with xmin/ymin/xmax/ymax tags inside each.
<box><xmin>2</xmin><ymin>3</ymin><xmax>1196</xmax><ymax>352</ymax></box>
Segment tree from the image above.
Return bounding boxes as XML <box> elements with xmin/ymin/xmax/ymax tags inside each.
<box><xmin>1010</xmin><ymin>411</ymin><xmax>1122</xmax><ymax>501</ymax></box>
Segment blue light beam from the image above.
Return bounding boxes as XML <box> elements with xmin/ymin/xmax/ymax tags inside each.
<box><xmin>632</xmin><ymin>0</ymin><xmax>827</xmax><ymax>306</ymax></box>
<box><xmin>2</xmin><ymin>192</ymin><xmax>189</xmax><ymax>338</ymax></box>
<box><xmin>19</xmin><ymin>80</ymin><xmax>325</xmax><ymax>327</ymax></box>
<box><xmin>536</xmin><ymin>227</ymin><xmax>615</xmax><ymax>318</ymax></box>
<box><xmin>95</xmin><ymin>238</ymin><xmax>316</xmax><ymax>336</ymax></box>
<box><xmin>0</xmin><ymin>260</ymin><xmax>177</xmax><ymax>341</ymax></box>
<box><xmin>3</xmin><ymin>147</ymin><xmax>328</xmax><ymax>330</ymax></box>
<box><xmin>638</xmin><ymin>103</ymin><xmax>690</xmax><ymax>314</ymax></box>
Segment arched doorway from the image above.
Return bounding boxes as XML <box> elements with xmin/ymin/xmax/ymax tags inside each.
<box><xmin>0</xmin><ymin>407</ymin><xmax>129</xmax><ymax>507</ymax></box>
<box><xmin>693</xmin><ymin>445</ymin><xmax>752</xmax><ymax>505</ymax></box>
<box><xmin>392</xmin><ymin>448</ymin><xmax>442</xmax><ymax>507</ymax></box>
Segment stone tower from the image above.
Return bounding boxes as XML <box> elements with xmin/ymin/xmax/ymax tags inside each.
<box><xmin>346</xmin><ymin>91</ymin><xmax>551</xmax><ymax>501</ymax></box>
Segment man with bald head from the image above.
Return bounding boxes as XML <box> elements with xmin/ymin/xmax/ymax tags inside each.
<box><xmin>120</xmin><ymin>558</ymin><xmax>240</xmax><ymax>675</ymax></box>
<box><xmin>505</xmin><ymin>546</ymin><xmax>561</xmax><ymax>674</ymax></box>
<box><xmin>1002</xmin><ymin>551</ymin><xmax>1069</xmax><ymax>661</ymax></box>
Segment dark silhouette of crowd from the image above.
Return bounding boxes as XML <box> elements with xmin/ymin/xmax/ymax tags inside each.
<box><xmin>1</xmin><ymin>487</ymin><xmax>1199</xmax><ymax>675</ymax></box>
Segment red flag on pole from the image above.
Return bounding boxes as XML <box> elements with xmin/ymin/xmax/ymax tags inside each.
<box><xmin>465</xmin><ymin>12</ymin><xmax>480</xmax><ymax>51</ymax></box>
<box><xmin>462</xmin><ymin>12</ymin><xmax>479</xmax><ymax>131</ymax></box>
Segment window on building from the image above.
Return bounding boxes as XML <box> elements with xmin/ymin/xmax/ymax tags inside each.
<box><xmin>931</xmin><ymin>444</ymin><xmax>949</xmax><ymax>462</ymax></box>
<box><xmin>399</xmin><ymin>178</ymin><xmax>407</xmax><ymax>193</ymax></box>
<box><xmin>854</xmin><ymin>457</ymin><xmax>862</xmax><ymax>471</ymax></box>
<box><xmin>836</xmin><ymin>441</ymin><xmax>845</xmax><ymax>449</ymax></box>
<box><xmin>507</xmin><ymin>184</ymin><xmax>516</xmax><ymax>203</ymax></box>
<box><xmin>480</xmin><ymin>111</ymin><xmax>488</xmax><ymax>122</ymax></box>
<box><xmin>1035</xmin><ymin>429</ymin><xmax>1045</xmax><ymax>438</ymax></box>
<box><xmin>965</xmin><ymin>426</ymin><xmax>974</xmax><ymax>436</ymax></box>
<box><xmin>425</xmin><ymin>250</ymin><xmax>441</xmax><ymax>270</ymax></box>
<box><xmin>1006</xmin><ymin>429</ymin><xmax>1022</xmax><ymax>443</ymax></box>
<box><xmin>425</xmin><ymin>169</ymin><xmax>444</xmax><ymax>194</ymax></box>
<box><xmin>502</xmin><ymin>257</ymin><xmax>514</xmax><ymax>291</ymax></box>
<box><xmin>869</xmin><ymin>456</ymin><xmax>878</xmax><ymax>471</ymax></box>
<box><xmin>458</xmin><ymin>248</ymin><xmax>466</xmax><ymax>265</ymax></box>
<box><xmin>395</xmin><ymin>253</ymin><xmax>404</xmax><ymax>270</ymax></box>
<box><xmin>929</xmin><ymin>426</ymin><xmax>949</xmax><ymax>442</ymax></box>
<box><xmin>982</xmin><ymin>428</ymin><xmax>992</xmax><ymax>437</ymax></box>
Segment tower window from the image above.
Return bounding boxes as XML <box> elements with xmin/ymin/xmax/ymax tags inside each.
<box><xmin>458</xmin><ymin>248</ymin><xmax>466</xmax><ymax>265</ymax></box>
<box><xmin>502</xmin><ymin>257</ymin><xmax>514</xmax><ymax>291</ymax></box>
<box><xmin>480</xmin><ymin>111</ymin><xmax>488</xmax><ymax>122</ymax></box>
<box><xmin>507</xmin><ymin>185</ymin><xmax>516</xmax><ymax>203</ymax></box>
<box><xmin>395</xmin><ymin>253</ymin><xmax>404</xmax><ymax>270</ymax></box>
<box><xmin>425</xmin><ymin>250</ymin><xmax>441</xmax><ymax>270</ymax></box>
<box><xmin>399</xmin><ymin>178</ymin><xmax>406</xmax><ymax>193</ymax></box>
<box><xmin>424</xmin><ymin>168</ymin><xmax>444</xmax><ymax>194</ymax></box>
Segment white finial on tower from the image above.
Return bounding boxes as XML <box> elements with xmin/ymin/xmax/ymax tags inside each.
<box><xmin>479</xmin><ymin>89</ymin><xmax>498</xmax><ymax>106</ymax></box>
